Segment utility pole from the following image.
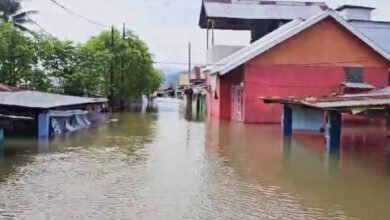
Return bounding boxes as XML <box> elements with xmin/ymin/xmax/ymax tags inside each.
<box><xmin>185</xmin><ymin>42</ymin><xmax>193</xmax><ymax>120</ymax></box>
<box><xmin>188</xmin><ymin>42</ymin><xmax>191</xmax><ymax>87</ymax></box>
<box><xmin>109</xmin><ymin>25</ymin><xmax>115</xmax><ymax>109</ymax></box>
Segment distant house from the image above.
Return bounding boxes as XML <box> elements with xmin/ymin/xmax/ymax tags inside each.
<box><xmin>204</xmin><ymin>11</ymin><xmax>390</xmax><ymax>123</ymax></box>
<box><xmin>178</xmin><ymin>72</ymin><xmax>190</xmax><ymax>88</ymax></box>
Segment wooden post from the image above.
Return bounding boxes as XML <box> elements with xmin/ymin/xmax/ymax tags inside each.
<box><xmin>282</xmin><ymin>105</ymin><xmax>293</xmax><ymax>137</ymax></box>
<box><xmin>326</xmin><ymin>110</ymin><xmax>342</xmax><ymax>153</ymax></box>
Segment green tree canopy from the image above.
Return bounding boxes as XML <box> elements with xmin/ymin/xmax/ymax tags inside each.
<box><xmin>0</xmin><ymin>22</ymin><xmax>162</xmax><ymax>107</ymax></box>
<box><xmin>0</xmin><ymin>22</ymin><xmax>36</xmax><ymax>85</ymax></box>
<box><xmin>84</xmin><ymin>29</ymin><xmax>162</xmax><ymax>101</ymax></box>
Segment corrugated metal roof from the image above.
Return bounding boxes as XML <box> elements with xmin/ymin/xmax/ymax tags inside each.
<box><xmin>261</xmin><ymin>87</ymin><xmax>390</xmax><ymax>109</ymax></box>
<box><xmin>0</xmin><ymin>91</ymin><xmax>107</xmax><ymax>109</ymax></box>
<box><xmin>205</xmin><ymin>11</ymin><xmax>390</xmax><ymax>75</ymax></box>
<box><xmin>349</xmin><ymin>20</ymin><xmax>390</xmax><ymax>54</ymax></box>
<box><xmin>202</xmin><ymin>0</ymin><xmax>328</xmax><ymax>20</ymax></box>
<box><xmin>341</xmin><ymin>82</ymin><xmax>375</xmax><ymax>89</ymax></box>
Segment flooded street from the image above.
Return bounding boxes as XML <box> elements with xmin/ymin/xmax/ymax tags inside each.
<box><xmin>0</xmin><ymin>98</ymin><xmax>390</xmax><ymax>219</ymax></box>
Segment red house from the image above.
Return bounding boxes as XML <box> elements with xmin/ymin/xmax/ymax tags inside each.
<box><xmin>205</xmin><ymin>11</ymin><xmax>390</xmax><ymax>124</ymax></box>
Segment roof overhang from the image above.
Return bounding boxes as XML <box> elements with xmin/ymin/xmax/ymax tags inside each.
<box><xmin>206</xmin><ymin>11</ymin><xmax>390</xmax><ymax>76</ymax></box>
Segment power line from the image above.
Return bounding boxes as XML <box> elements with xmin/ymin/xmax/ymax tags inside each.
<box><xmin>26</xmin><ymin>15</ymin><xmax>54</xmax><ymax>37</ymax></box>
<box><xmin>48</xmin><ymin>0</ymin><xmax>108</xmax><ymax>28</ymax></box>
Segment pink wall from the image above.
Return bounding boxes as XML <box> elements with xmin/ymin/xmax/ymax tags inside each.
<box><xmin>207</xmin><ymin>67</ymin><xmax>244</xmax><ymax>120</ymax></box>
<box><xmin>243</xmin><ymin>65</ymin><xmax>389</xmax><ymax>124</ymax></box>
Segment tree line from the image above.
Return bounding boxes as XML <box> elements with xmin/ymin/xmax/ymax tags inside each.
<box><xmin>0</xmin><ymin>0</ymin><xmax>162</xmax><ymax>109</ymax></box>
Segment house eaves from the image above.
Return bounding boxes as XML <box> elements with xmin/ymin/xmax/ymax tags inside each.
<box><xmin>207</xmin><ymin>10</ymin><xmax>390</xmax><ymax>76</ymax></box>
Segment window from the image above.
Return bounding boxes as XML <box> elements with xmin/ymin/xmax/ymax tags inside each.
<box><xmin>344</xmin><ymin>67</ymin><xmax>363</xmax><ymax>83</ymax></box>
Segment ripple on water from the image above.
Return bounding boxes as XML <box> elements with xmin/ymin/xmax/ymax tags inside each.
<box><xmin>0</xmin><ymin>102</ymin><xmax>360</xmax><ymax>220</ymax></box>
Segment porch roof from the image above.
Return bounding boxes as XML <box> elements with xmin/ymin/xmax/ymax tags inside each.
<box><xmin>261</xmin><ymin>86</ymin><xmax>390</xmax><ymax>110</ymax></box>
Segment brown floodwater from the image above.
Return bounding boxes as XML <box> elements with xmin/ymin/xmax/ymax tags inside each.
<box><xmin>0</xmin><ymin>98</ymin><xmax>390</xmax><ymax>219</ymax></box>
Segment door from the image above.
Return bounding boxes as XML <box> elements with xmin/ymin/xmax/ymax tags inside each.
<box><xmin>232</xmin><ymin>86</ymin><xmax>244</xmax><ymax>122</ymax></box>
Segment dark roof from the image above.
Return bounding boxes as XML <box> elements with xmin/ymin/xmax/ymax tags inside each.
<box><xmin>336</xmin><ymin>5</ymin><xmax>376</xmax><ymax>11</ymax></box>
<box><xmin>199</xmin><ymin>0</ymin><xmax>328</xmax><ymax>30</ymax></box>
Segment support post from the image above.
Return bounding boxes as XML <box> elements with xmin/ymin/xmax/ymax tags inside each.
<box><xmin>0</xmin><ymin>129</ymin><xmax>3</xmax><ymax>160</ymax></box>
<box><xmin>0</xmin><ymin>129</ymin><xmax>3</xmax><ymax>142</ymax></box>
<box><xmin>282</xmin><ymin>105</ymin><xmax>293</xmax><ymax>137</ymax></box>
<box><xmin>211</xmin><ymin>20</ymin><xmax>215</xmax><ymax>46</ymax></box>
<box><xmin>326</xmin><ymin>111</ymin><xmax>342</xmax><ymax>153</ymax></box>
<box><xmin>38</xmin><ymin>113</ymin><xmax>50</xmax><ymax>138</ymax></box>
<box><xmin>206</xmin><ymin>24</ymin><xmax>209</xmax><ymax>50</ymax></box>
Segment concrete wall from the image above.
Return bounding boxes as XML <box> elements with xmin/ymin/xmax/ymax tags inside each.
<box><xmin>207</xmin><ymin>45</ymin><xmax>244</xmax><ymax>63</ymax></box>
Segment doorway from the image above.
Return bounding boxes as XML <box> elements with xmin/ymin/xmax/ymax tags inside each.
<box><xmin>232</xmin><ymin>86</ymin><xmax>244</xmax><ymax>122</ymax></box>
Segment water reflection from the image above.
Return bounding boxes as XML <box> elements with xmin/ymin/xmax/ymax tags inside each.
<box><xmin>0</xmin><ymin>99</ymin><xmax>389</xmax><ymax>219</ymax></box>
<box><xmin>205</xmin><ymin>119</ymin><xmax>390</xmax><ymax>220</ymax></box>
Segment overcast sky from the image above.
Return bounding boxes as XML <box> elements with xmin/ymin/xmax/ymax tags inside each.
<box><xmin>24</xmin><ymin>0</ymin><xmax>390</xmax><ymax>72</ymax></box>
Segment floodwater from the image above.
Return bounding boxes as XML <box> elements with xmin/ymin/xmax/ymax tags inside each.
<box><xmin>0</xmin><ymin>98</ymin><xmax>390</xmax><ymax>219</ymax></box>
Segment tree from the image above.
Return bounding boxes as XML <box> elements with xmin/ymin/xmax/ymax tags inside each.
<box><xmin>0</xmin><ymin>0</ymin><xmax>38</xmax><ymax>33</ymax></box>
<box><xmin>0</xmin><ymin>22</ymin><xmax>36</xmax><ymax>86</ymax></box>
<box><xmin>84</xmin><ymin>29</ymin><xmax>162</xmax><ymax>106</ymax></box>
<box><xmin>0</xmin><ymin>23</ymin><xmax>161</xmax><ymax>103</ymax></box>
<box><xmin>36</xmin><ymin>36</ymin><xmax>108</xmax><ymax>96</ymax></box>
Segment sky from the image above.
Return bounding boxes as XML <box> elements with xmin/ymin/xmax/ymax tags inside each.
<box><xmin>23</xmin><ymin>0</ymin><xmax>390</xmax><ymax>73</ymax></box>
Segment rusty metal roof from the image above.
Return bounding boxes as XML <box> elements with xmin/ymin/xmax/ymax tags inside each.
<box><xmin>0</xmin><ymin>83</ymin><xmax>21</xmax><ymax>92</ymax></box>
<box><xmin>261</xmin><ymin>87</ymin><xmax>390</xmax><ymax>110</ymax></box>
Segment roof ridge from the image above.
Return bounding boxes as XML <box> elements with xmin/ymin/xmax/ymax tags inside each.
<box><xmin>207</xmin><ymin>10</ymin><xmax>390</xmax><ymax>75</ymax></box>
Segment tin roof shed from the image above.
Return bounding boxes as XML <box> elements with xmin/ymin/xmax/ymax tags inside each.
<box><xmin>0</xmin><ymin>91</ymin><xmax>107</xmax><ymax>109</ymax></box>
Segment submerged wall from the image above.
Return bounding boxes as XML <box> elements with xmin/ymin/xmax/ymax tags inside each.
<box><xmin>243</xmin><ymin>66</ymin><xmax>388</xmax><ymax>123</ymax></box>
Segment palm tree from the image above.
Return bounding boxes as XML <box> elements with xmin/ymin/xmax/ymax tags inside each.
<box><xmin>0</xmin><ymin>0</ymin><xmax>38</xmax><ymax>33</ymax></box>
